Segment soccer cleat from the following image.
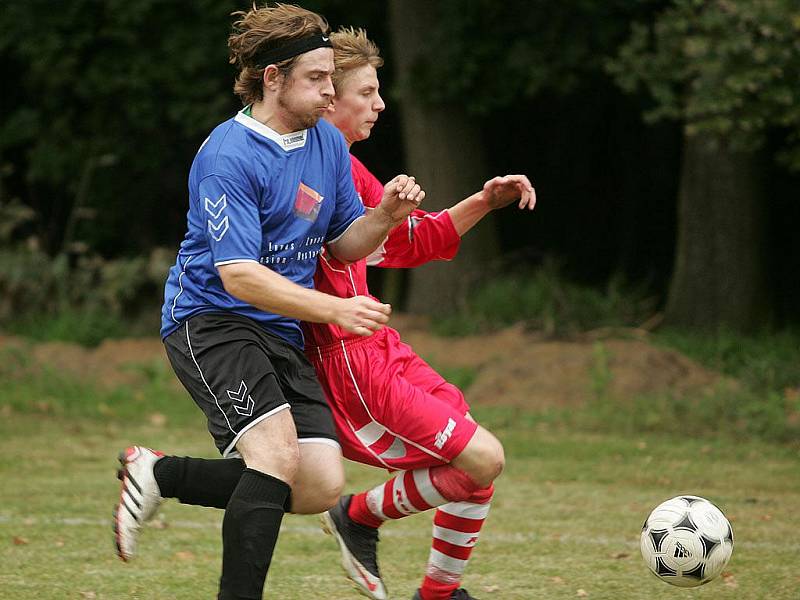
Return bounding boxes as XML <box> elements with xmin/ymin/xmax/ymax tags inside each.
<box><xmin>113</xmin><ymin>445</ymin><xmax>165</xmax><ymax>562</ymax></box>
<box><xmin>413</xmin><ymin>589</ymin><xmax>479</xmax><ymax>600</ymax></box>
<box><xmin>320</xmin><ymin>494</ymin><xmax>387</xmax><ymax>599</ymax></box>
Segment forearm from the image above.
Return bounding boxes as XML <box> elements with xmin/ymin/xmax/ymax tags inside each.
<box><xmin>218</xmin><ymin>262</ymin><xmax>340</xmax><ymax>324</ymax></box>
<box><xmin>327</xmin><ymin>209</ymin><xmax>396</xmax><ymax>263</ymax></box>
<box><xmin>445</xmin><ymin>191</ymin><xmax>492</xmax><ymax>236</ymax></box>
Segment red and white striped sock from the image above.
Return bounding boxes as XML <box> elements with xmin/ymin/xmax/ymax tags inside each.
<box><xmin>419</xmin><ymin>486</ymin><xmax>494</xmax><ymax>600</ymax></box>
<box><xmin>347</xmin><ymin>465</ymin><xmax>481</xmax><ymax>528</ymax></box>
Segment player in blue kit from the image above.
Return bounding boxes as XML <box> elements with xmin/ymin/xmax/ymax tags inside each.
<box><xmin>112</xmin><ymin>5</ymin><xmax>423</xmax><ymax>599</ymax></box>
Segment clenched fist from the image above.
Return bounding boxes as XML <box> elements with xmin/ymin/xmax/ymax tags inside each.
<box><xmin>334</xmin><ymin>295</ymin><xmax>392</xmax><ymax>337</ymax></box>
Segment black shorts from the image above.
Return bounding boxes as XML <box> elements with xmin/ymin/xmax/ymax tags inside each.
<box><xmin>164</xmin><ymin>312</ymin><xmax>338</xmax><ymax>457</ymax></box>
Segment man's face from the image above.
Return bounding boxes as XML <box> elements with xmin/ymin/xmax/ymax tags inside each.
<box><xmin>326</xmin><ymin>64</ymin><xmax>385</xmax><ymax>145</ymax></box>
<box><xmin>276</xmin><ymin>47</ymin><xmax>335</xmax><ymax>131</ymax></box>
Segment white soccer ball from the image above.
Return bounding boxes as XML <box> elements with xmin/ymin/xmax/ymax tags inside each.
<box><xmin>640</xmin><ymin>495</ymin><xmax>734</xmax><ymax>587</ymax></box>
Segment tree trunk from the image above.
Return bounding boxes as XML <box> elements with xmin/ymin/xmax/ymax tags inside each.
<box><xmin>665</xmin><ymin>133</ymin><xmax>768</xmax><ymax>331</ymax></box>
<box><xmin>388</xmin><ymin>0</ymin><xmax>498</xmax><ymax>315</ymax></box>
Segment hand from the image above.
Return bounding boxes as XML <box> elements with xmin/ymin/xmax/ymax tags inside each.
<box><xmin>376</xmin><ymin>174</ymin><xmax>426</xmax><ymax>224</ymax></box>
<box><xmin>483</xmin><ymin>175</ymin><xmax>536</xmax><ymax>211</ymax></box>
<box><xmin>334</xmin><ymin>295</ymin><xmax>391</xmax><ymax>337</ymax></box>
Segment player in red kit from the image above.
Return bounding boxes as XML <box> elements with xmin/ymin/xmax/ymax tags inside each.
<box><xmin>311</xmin><ymin>28</ymin><xmax>536</xmax><ymax>600</ymax></box>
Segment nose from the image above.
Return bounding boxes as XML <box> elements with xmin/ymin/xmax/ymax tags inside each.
<box><xmin>374</xmin><ymin>92</ymin><xmax>385</xmax><ymax>112</ymax></box>
<box><xmin>322</xmin><ymin>75</ymin><xmax>335</xmax><ymax>98</ymax></box>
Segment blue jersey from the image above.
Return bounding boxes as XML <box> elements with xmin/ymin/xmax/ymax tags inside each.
<box><xmin>161</xmin><ymin>109</ymin><xmax>365</xmax><ymax>347</ymax></box>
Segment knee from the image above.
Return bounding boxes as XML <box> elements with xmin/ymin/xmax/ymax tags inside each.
<box><xmin>292</xmin><ymin>470</ymin><xmax>344</xmax><ymax>514</ymax></box>
<box><xmin>315</xmin><ymin>473</ymin><xmax>345</xmax><ymax>512</ymax></box>
<box><xmin>290</xmin><ymin>448</ymin><xmax>345</xmax><ymax>514</ymax></box>
<box><xmin>460</xmin><ymin>434</ymin><xmax>505</xmax><ymax>488</ymax></box>
<box><xmin>236</xmin><ymin>412</ymin><xmax>302</xmax><ymax>484</ymax></box>
<box><xmin>475</xmin><ymin>438</ymin><xmax>505</xmax><ymax>485</ymax></box>
<box><xmin>489</xmin><ymin>439</ymin><xmax>506</xmax><ymax>479</ymax></box>
<box><xmin>244</xmin><ymin>439</ymin><xmax>301</xmax><ymax>485</ymax></box>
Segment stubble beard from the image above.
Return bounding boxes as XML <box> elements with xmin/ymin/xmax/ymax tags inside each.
<box><xmin>277</xmin><ymin>84</ymin><xmax>323</xmax><ymax>131</ymax></box>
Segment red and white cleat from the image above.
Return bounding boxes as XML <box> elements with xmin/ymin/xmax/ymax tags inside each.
<box><xmin>113</xmin><ymin>446</ymin><xmax>164</xmax><ymax>562</ymax></box>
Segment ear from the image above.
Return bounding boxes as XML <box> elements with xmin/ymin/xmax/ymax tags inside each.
<box><xmin>262</xmin><ymin>65</ymin><xmax>282</xmax><ymax>92</ymax></box>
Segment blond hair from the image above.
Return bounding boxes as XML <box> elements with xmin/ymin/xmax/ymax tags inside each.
<box><xmin>330</xmin><ymin>27</ymin><xmax>383</xmax><ymax>91</ymax></box>
<box><xmin>228</xmin><ymin>3</ymin><xmax>331</xmax><ymax>105</ymax></box>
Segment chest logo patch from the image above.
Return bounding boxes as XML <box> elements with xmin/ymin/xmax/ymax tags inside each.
<box><xmin>294</xmin><ymin>182</ymin><xmax>324</xmax><ymax>223</ymax></box>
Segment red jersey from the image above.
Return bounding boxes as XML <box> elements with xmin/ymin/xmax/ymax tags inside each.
<box><xmin>302</xmin><ymin>154</ymin><xmax>461</xmax><ymax>348</ymax></box>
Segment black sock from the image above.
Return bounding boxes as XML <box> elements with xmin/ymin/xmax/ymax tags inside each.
<box><xmin>153</xmin><ymin>456</ymin><xmax>293</xmax><ymax>512</ymax></box>
<box><xmin>154</xmin><ymin>456</ymin><xmax>245</xmax><ymax>508</ymax></box>
<box><xmin>217</xmin><ymin>469</ymin><xmax>290</xmax><ymax>600</ymax></box>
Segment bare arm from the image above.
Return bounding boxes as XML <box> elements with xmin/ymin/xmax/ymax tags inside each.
<box><xmin>217</xmin><ymin>262</ymin><xmax>390</xmax><ymax>337</ymax></box>
<box><xmin>328</xmin><ymin>174</ymin><xmax>425</xmax><ymax>262</ymax></box>
<box><xmin>447</xmin><ymin>174</ymin><xmax>536</xmax><ymax>236</ymax></box>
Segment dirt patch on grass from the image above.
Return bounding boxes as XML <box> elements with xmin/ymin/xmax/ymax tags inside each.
<box><xmin>390</xmin><ymin>317</ymin><xmax>729</xmax><ymax>409</ymax></box>
<box><xmin>1</xmin><ymin>335</ymin><xmax>168</xmax><ymax>389</ymax></box>
<box><xmin>1</xmin><ymin>317</ymin><xmax>729</xmax><ymax>408</ymax></box>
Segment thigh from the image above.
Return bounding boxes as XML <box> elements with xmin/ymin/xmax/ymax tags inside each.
<box><xmin>272</xmin><ymin>345</ymin><xmax>339</xmax><ymax>445</ymax></box>
<box><xmin>376</xmin><ymin>374</ymin><xmax>478</xmax><ymax>468</ymax></box>
<box><xmin>317</xmin><ymin>338</ymin><xmax>478</xmax><ymax>471</ymax></box>
<box><xmin>394</xmin><ymin>336</ymin><xmax>470</xmax><ymax>414</ymax></box>
<box><xmin>164</xmin><ymin>313</ymin><xmax>292</xmax><ymax>456</ymax></box>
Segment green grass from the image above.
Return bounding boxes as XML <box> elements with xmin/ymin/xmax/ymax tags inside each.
<box><xmin>0</xmin><ymin>347</ymin><xmax>198</xmax><ymax>425</ymax></box>
<box><xmin>654</xmin><ymin>327</ymin><xmax>800</xmax><ymax>393</ymax></box>
<box><xmin>431</xmin><ymin>262</ymin><xmax>656</xmax><ymax>337</ymax></box>
<box><xmin>0</xmin><ymin>404</ymin><xmax>798</xmax><ymax>599</ymax></box>
<box><xmin>1</xmin><ymin>308</ymin><xmax>160</xmax><ymax>347</ymax></box>
<box><xmin>1</xmin><ymin>314</ymin><xmax>799</xmax><ymax>598</ymax></box>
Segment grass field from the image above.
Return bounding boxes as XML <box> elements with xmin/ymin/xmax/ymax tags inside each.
<box><xmin>1</xmin><ymin>404</ymin><xmax>798</xmax><ymax>600</ymax></box>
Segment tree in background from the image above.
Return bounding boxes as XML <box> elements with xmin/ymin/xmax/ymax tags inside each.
<box><xmin>0</xmin><ymin>0</ymin><xmax>238</xmax><ymax>256</ymax></box>
<box><xmin>3</xmin><ymin>0</ymin><xmax>798</xmax><ymax>335</ymax></box>
<box><xmin>609</xmin><ymin>0</ymin><xmax>800</xmax><ymax>330</ymax></box>
<box><xmin>387</xmin><ymin>0</ymin><xmax>495</xmax><ymax>313</ymax></box>
<box><xmin>0</xmin><ymin>0</ymin><xmax>251</xmax><ymax>336</ymax></box>
<box><xmin>387</xmin><ymin>0</ymin><xmax>660</xmax><ymax>315</ymax></box>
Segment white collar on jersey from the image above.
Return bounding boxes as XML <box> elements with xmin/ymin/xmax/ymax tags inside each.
<box><xmin>235</xmin><ymin>108</ymin><xmax>308</xmax><ymax>151</ymax></box>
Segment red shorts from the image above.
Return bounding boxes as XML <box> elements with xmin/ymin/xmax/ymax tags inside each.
<box><xmin>306</xmin><ymin>327</ymin><xmax>477</xmax><ymax>470</ymax></box>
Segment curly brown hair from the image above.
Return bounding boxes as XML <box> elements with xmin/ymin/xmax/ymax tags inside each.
<box><xmin>330</xmin><ymin>26</ymin><xmax>383</xmax><ymax>92</ymax></box>
<box><xmin>228</xmin><ymin>3</ymin><xmax>330</xmax><ymax>105</ymax></box>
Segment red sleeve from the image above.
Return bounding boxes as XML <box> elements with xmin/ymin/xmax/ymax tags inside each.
<box><xmin>350</xmin><ymin>154</ymin><xmax>384</xmax><ymax>209</ymax></box>
<box><xmin>367</xmin><ymin>208</ymin><xmax>461</xmax><ymax>268</ymax></box>
<box><xmin>350</xmin><ymin>153</ymin><xmax>461</xmax><ymax>268</ymax></box>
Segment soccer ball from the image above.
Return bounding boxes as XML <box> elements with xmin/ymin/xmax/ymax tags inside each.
<box><xmin>640</xmin><ymin>495</ymin><xmax>734</xmax><ymax>587</ymax></box>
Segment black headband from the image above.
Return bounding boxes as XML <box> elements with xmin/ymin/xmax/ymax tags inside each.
<box><xmin>253</xmin><ymin>33</ymin><xmax>332</xmax><ymax>69</ymax></box>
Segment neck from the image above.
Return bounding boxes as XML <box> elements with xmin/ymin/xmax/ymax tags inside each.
<box><xmin>250</xmin><ymin>99</ymin><xmax>296</xmax><ymax>135</ymax></box>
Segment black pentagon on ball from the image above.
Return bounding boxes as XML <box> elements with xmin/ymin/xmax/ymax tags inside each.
<box><xmin>649</xmin><ymin>529</ymin><xmax>669</xmax><ymax>552</ymax></box>
<box><xmin>674</xmin><ymin>513</ymin><xmax>696</xmax><ymax>531</ymax></box>
<box><xmin>700</xmin><ymin>535</ymin><xmax>720</xmax><ymax>558</ymax></box>
<box><xmin>683</xmin><ymin>563</ymin><xmax>705</xmax><ymax>581</ymax></box>
<box><xmin>724</xmin><ymin>523</ymin><xmax>734</xmax><ymax>543</ymax></box>
<box><xmin>655</xmin><ymin>556</ymin><xmax>677</xmax><ymax>577</ymax></box>
<box><xmin>681</xmin><ymin>496</ymin><xmax>702</xmax><ymax>505</ymax></box>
